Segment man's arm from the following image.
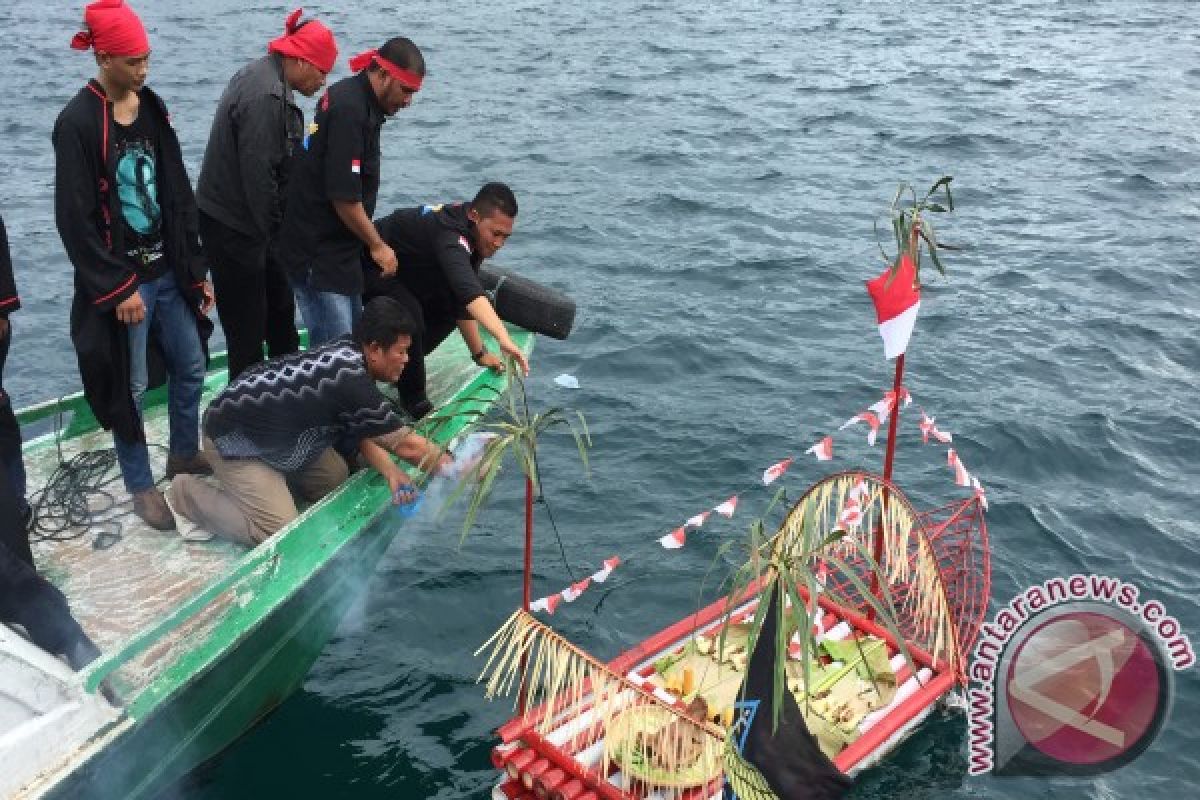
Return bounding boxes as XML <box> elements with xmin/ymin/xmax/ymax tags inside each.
<box><xmin>358</xmin><ymin>436</ymin><xmax>414</xmax><ymax>504</ymax></box>
<box><xmin>465</xmin><ymin>296</ymin><xmax>529</xmax><ymax>376</ymax></box>
<box><xmin>373</xmin><ymin>428</ymin><xmax>453</xmax><ymax>474</ymax></box>
<box><xmin>333</xmin><ymin>201</ymin><xmax>396</xmax><ymax>275</ymax></box>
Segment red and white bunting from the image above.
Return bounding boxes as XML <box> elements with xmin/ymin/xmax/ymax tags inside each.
<box><xmin>947</xmin><ymin>449</ymin><xmax>972</xmax><ymax>487</ymax></box>
<box><xmin>971</xmin><ymin>476</ymin><xmax>989</xmax><ymax>511</ymax></box>
<box><xmin>838</xmin><ymin>496</ymin><xmax>863</xmax><ymax>530</ymax></box>
<box><xmin>531</xmin><ymin>593</ymin><xmax>562</xmax><ymax>615</ymax></box>
<box><xmin>840</xmin><ymin>411</ymin><xmax>883</xmax><ymax>446</ymax></box>
<box><xmin>848</xmin><ymin>475</ymin><xmax>869</xmax><ymax>502</ymax></box>
<box><xmin>868</xmin><ymin>388</ymin><xmax>912</xmax><ymax>420</ymax></box>
<box><xmin>531</xmin><ymin>557</ymin><xmax>623</xmax><ymax>613</ymax></box>
<box><xmin>685</xmin><ymin>511</ymin><xmax>711</xmax><ymax>529</ymax></box>
<box><xmin>919</xmin><ymin>411</ymin><xmax>953</xmax><ymax>444</ymax></box>
<box><xmin>592</xmin><ymin>556</ymin><xmax>621</xmax><ymax>583</ymax></box>
<box><xmin>714</xmin><ymin>495</ymin><xmax>739</xmax><ymax>517</ymax></box>
<box><xmin>806</xmin><ymin>436</ymin><xmax>834</xmax><ymax>461</ymax></box>
<box><xmin>762</xmin><ymin>458</ymin><xmax>794</xmax><ymax>486</ymax></box>
<box><xmin>658</xmin><ymin>526</ymin><xmax>687</xmax><ymax>549</ymax></box>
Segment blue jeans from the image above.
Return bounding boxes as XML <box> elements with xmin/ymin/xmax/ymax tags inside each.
<box><xmin>290</xmin><ymin>272</ymin><xmax>360</xmax><ymax>347</ymax></box>
<box><xmin>113</xmin><ymin>272</ymin><xmax>205</xmax><ymax>493</ymax></box>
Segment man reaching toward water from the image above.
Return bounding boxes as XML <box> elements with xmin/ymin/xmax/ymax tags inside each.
<box><xmin>362</xmin><ymin>183</ymin><xmax>530</xmax><ymax>419</ymax></box>
<box><xmin>168</xmin><ymin>297</ymin><xmax>452</xmax><ymax>546</ymax></box>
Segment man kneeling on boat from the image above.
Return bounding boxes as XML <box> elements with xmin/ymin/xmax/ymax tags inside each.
<box><xmin>168</xmin><ymin>297</ymin><xmax>452</xmax><ymax>545</ymax></box>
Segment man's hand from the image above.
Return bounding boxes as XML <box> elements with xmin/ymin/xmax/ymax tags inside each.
<box><xmin>199</xmin><ymin>280</ymin><xmax>215</xmax><ymax>315</ymax></box>
<box><xmin>370</xmin><ymin>241</ymin><xmax>398</xmax><ymax>277</ymax></box>
<box><xmin>115</xmin><ymin>292</ymin><xmax>146</xmax><ymax>325</ymax></box>
<box><xmin>500</xmin><ymin>340</ymin><xmax>530</xmax><ymax>377</ymax></box>
<box><xmin>476</xmin><ymin>352</ymin><xmax>505</xmax><ymax>373</ymax></box>
<box><xmin>387</xmin><ymin>466</ymin><xmax>418</xmax><ymax>505</ymax></box>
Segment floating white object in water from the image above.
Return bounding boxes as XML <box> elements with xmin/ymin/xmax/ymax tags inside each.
<box><xmin>554</xmin><ymin>373</ymin><xmax>580</xmax><ymax>389</ymax></box>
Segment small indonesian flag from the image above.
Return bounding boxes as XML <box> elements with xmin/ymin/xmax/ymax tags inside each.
<box><xmin>919</xmin><ymin>411</ymin><xmax>953</xmax><ymax>444</ymax></box>
<box><xmin>868</xmin><ymin>388</ymin><xmax>912</xmax><ymax>420</ymax></box>
<box><xmin>806</xmin><ymin>436</ymin><xmax>833</xmax><ymax>461</ymax></box>
<box><xmin>762</xmin><ymin>458</ymin><xmax>794</xmax><ymax>486</ymax></box>
<box><xmin>714</xmin><ymin>495</ymin><xmax>739</xmax><ymax>517</ymax></box>
<box><xmin>592</xmin><ymin>556</ymin><xmax>621</xmax><ymax>583</ymax></box>
<box><xmin>351</xmin><ymin>158</ymin><xmax>361</xmax><ymax>174</ymax></box>
<box><xmin>531</xmin><ymin>593</ymin><xmax>562</xmax><ymax>614</ymax></box>
<box><xmin>866</xmin><ymin>254</ymin><xmax>920</xmax><ymax>360</ymax></box>
<box><xmin>659</xmin><ymin>527</ymin><xmax>687</xmax><ymax>549</ymax></box>
<box><xmin>458</xmin><ymin>234</ymin><xmax>472</xmax><ymax>254</ymax></box>
<box><xmin>947</xmin><ymin>449</ymin><xmax>972</xmax><ymax>487</ymax></box>
<box><xmin>685</xmin><ymin>511</ymin><xmax>711</xmax><ymax>529</ymax></box>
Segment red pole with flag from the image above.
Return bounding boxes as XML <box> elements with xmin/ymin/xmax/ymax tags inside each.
<box><xmin>865</xmin><ymin>238</ymin><xmax>922</xmax><ymax>610</ymax></box>
<box><xmin>518</xmin><ymin>476</ymin><xmax>534</xmax><ymax>714</ymax></box>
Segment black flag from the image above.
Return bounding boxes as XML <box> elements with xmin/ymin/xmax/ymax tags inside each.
<box><xmin>726</xmin><ymin>583</ymin><xmax>853</xmax><ymax>800</ymax></box>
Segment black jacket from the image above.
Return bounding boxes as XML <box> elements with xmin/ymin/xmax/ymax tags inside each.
<box><xmin>0</xmin><ymin>215</ymin><xmax>20</xmax><ymax>318</ymax></box>
<box><xmin>53</xmin><ymin>80</ymin><xmax>211</xmax><ymax>441</ymax></box>
<box><xmin>362</xmin><ymin>203</ymin><xmax>486</xmax><ymax>322</ymax></box>
<box><xmin>196</xmin><ymin>54</ymin><xmax>303</xmax><ymax>241</ymax></box>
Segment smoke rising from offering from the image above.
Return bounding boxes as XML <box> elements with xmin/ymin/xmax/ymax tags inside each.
<box><xmin>338</xmin><ymin>433</ymin><xmax>497</xmax><ymax>635</ymax></box>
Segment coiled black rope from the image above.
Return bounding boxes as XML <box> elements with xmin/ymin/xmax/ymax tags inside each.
<box><xmin>25</xmin><ymin>401</ymin><xmax>166</xmax><ymax>550</ymax></box>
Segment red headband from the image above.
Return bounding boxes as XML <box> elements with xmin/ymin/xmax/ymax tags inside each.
<box><xmin>70</xmin><ymin>0</ymin><xmax>149</xmax><ymax>56</ymax></box>
<box><xmin>347</xmin><ymin>49</ymin><xmax>422</xmax><ymax>91</ymax></box>
<box><xmin>268</xmin><ymin>8</ymin><xmax>338</xmax><ymax>74</ymax></box>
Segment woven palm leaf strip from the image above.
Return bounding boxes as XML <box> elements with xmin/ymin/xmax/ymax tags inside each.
<box><xmin>477</xmin><ymin>610</ymin><xmax>726</xmax><ymax>798</ymax></box>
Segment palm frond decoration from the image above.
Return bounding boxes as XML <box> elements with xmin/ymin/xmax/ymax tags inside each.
<box><xmin>426</xmin><ymin>355</ymin><xmax>591</xmax><ymax>543</ymax></box>
<box><xmin>873</xmin><ymin>175</ymin><xmax>956</xmax><ymax>287</ymax></box>
<box><xmin>476</xmin><ymin>611</ymin><xmax>726</xmax><ymax>799</ymax></box>
<box><xmin>723</xmin><ymin>472</ymin><xmax>962</xmax><ymax>734</ymax></box>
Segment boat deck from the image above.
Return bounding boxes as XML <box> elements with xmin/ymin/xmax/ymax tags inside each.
<box><xmin>23</xmin><ymin>338</ymin><xmax>485</xmax><ymax>695</ymax></box>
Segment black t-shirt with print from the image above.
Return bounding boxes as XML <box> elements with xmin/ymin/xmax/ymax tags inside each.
<box><xmin>113</xmin><ymin>108</ymin><xmax>168</xmax><ymax>282</ymax></box>
<box><xmin>276</xmin><ymin>71</ymin><xmax>385</xmax><ymax>296</ymax></box>
<box><xmin>204</xmin><ymin>336</ymin><xmax>407</xmax><ymax>472</ymax></box>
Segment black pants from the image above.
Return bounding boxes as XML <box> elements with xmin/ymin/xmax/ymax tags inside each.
<box><xmin>363</xmin><ymin>280</ymin><xmax>458</xmax><ymax>408</ymax></box>
<box><xmin>199</xmin><ymin>212</ymin><xmax>299</xmax><ymax>380</ymax></box>
<box><xmin>0</xmin><ymin>326</ymin><xmax>27</xmax><ymax>516</ymax></box>
<box><xmin>0</xmin><ymin>470</ymin><xmax>95</xmax><ymax>664</ymax></box>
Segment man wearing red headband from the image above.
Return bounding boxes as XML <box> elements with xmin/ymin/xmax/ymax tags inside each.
<box><xmin>197</xmin><ymin>9</ymin><xmax>338</xmax><ymax>380</ymax></box>
<box><xmin>276</xmin><ymin>37</ymin><xmax>425</xmax><ymax>347</ymax></box>
<box><xmin>54</xmin><ymin>0</ymin><xmax>214</xmax><ymax>531</ymax></box>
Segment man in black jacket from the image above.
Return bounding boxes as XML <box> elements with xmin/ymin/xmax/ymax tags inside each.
<box><xmin>54</xmin><ymin>0</ymin><xmax>214</xmax><ymax>531</ymax></box>
<box><xmin>197</xmin><ymin>9</ymin><xmax>338</xmax><ymax>380</ymax></box>
<box><xmin>362</xmin><ymin>183</ymin><xmax>530</xmax><ymax>418</ymax></box>
<box><xmin>0</xmin><ymin>214</ymin><xmax>27</xmax><ymax>524</ymax></box>
<box><xmin>276</xmin><ymin>37</ymin><xmax>425</xmax><ymax>347</ymax></box>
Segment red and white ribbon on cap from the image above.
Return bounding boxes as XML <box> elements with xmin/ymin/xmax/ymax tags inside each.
<box><xmin>806</xmin><ymin>436</ymin><xmax>834</xmax><ymax>461</ymax></box>
<box><xmin>919</xmin><ymin>411</ymin><xmax>953</xmax><ymax>444</ymax></box>
<box><xmin>762</xmin><ymin>457</ymin><xmax>794</xmax><ymax>486</ymax></box>
<box><xmin>839</xmin><ymin>411</ymin><xmax>883</xmax><ymax>446</ymax></box>
<box><xmin>530</xmin><ymin>556</ymin><xmax>623</xmax><ymax>614</ymax></box>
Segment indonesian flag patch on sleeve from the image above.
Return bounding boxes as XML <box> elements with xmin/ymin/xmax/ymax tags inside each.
<box><xmin>458</xmin><ymin>235</ymin><xmax>472</xmax><ymax>254</ymax></box>
<box><xmin>351</xmin><ymin>159</ymin><xmax>361</xmax><ymax>174</ymax></box>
